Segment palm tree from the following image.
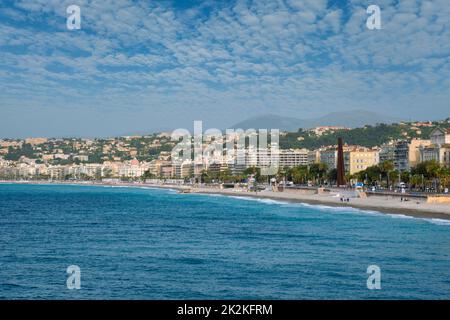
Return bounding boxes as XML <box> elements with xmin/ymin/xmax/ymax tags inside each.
<box><xmin>291</xmin><ymin>165</ymin><xmax>309</xmax><ymax>184</ymax></box>
<box><xmin>437</xmin><ymin>166</ymin><xmax>450</xmax><ymax>191</ymax></box>
<box><xmin>410</xmin><ymin>174</ymin><xmax>422</xmax><ymax>190</ymax></box>
<box><xmin>379</xmin><ymin>160</ymin><xmax>394</xmax><ymax>188</ymax></box>
<box><xmin>309</xmin><ymin>163</ymin><xmax>328</xmax><ymax>185</ymax></box>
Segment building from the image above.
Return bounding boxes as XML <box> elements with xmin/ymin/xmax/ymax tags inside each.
<box><xmin>54</xmin><ymin>153</ymin><xmax>70</xmax><ymax>160</ymax></box>
<box><xmin>42</xmin><ymin>154</ymin><xmax>55</xmax><ymax>161</ymax></box>
<box><xmin>180</xmin><ymin>161</ymin><xmax>193</xmax><ymax>178</ymax></box>
<box><xmin>279</xmin><ymin>149</ymin><xmax>308</xmax><ymax>167</ymax></box>
<box><xmin>419</xmin><ymin>127</ymin><xmax>450</xmax><ymax>167</ymax></box>
<box><xmin>442</xmin><ymin>146</ymin><xmax>450</xmax><ymax>167</ymax></box>
<box><xmin>394</xmin><ymin>139</ymin><xmax>431</xmax><ymax>171</ymax></box>
<box><xmin>307</xmin><ymin>150</ymin><xmax>321</xmax><ymax>164</ymax></box>
<box><xmin>73</xmin><ymin>155</ymin><xmax>89</xmax><ymax>162</ymax></box>
<box><xmin>319</xmin><ymin>148</ymin><xmax>338</xmax><ymax>170</ymax></box>
<box><xmin>118</xmin><ymin>159</ymin><xmax>147</xmax><ymax>178</ymax></box>
<box><xmin>228</xmin><ymin>163</ymin><xmax>246</xmax><ymax>176</ymax></box>
<box><xmin>77</xmin><ymin>163</ymin><xmax>104</xmax><ymax>178</ymax></box>
<box><xmin>0</xmin><ymin>140</ymin><xmax>21</xmax><ymax>148</ymax></box>
<box><xmin>148</xmin><ymin>158</ymin><xmax>171</xmax><ymax>177</ymax></box>
<box><xmin>319</xmin><ymin>145</ymin><xmax>379</xmax><ymax>174</ymax></box>
<box><xmin>379</xmin><ymin>142</ymin><xmax>395</xmax><ymax>163</ymax></box>
<box><xmin>160</xmin><ymin>165</ymin><xmax>173</xmax><ymax>178</ymax></box>
<box><xmin>245</xmin><ymin>148</ymin><xmax>272</xmax><ymax>169</ymax></box>
<box><xmin>172</xmin><ymin>163</ymin><xmax>182</xmax><ymax>178</ymax></box>
<box><xmin>412</xmin><ymin>121</ymin><xmax>434</xmax><ymax>127</ymax></box>
<box><xmin>420</xmin><ymin>145</ymin><xmax>439</xmax><ymax>162</ymax></box>
<box><xmin>48</xmin><ymin>165</ymin><xmax>66</xmax><ymax>179</ymax></box>
<box><xmin>429</xmin><ymin>127</ymin><xmax>450</xmax><ymax>145</ymax></box>
<box><xmin>394</xmin><ymin>141</ymin><xmax>409</xmax><ymax>171</ymax></box>
<box><xmin>25</xmin><ymin>138</ymin><xmax>48</xmax><ymax>145</ymax></box>
<box><xmin>344</xmin><ymin>147</ymin><xmax>379</xmax><ymax>175</ymax></box>
<box><xmin>309</xmin><ymin>126</ymin><xmax>349</xmax><ymax>136</ymax></box>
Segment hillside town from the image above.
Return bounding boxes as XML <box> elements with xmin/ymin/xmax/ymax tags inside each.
<box><xmin>1</xmin><ymin>121</ymin><xmax>449</xmax><ymax>191</ymax></box>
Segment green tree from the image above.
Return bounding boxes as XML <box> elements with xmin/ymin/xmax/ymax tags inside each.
<box><xmin>379</xmin><ymin>160</ymin><xmax>394</xmax><ymax>188</ymax></box>
<box><xmin>309</xmin><ymin>163</ymin><xmax>328</xmax><ymax>184</ymax></box>
<box><xmin>142</xmin><ymin>170</ymin><xmax>155</xmax><ymax>181</ymax></box>
<box><xmin>291</xmin><ymin>165</ymin><xmax>309</xmax><ymax>184</ymax></box>
<box><xmin>243</xmin><ymin>167</ymin><xmax>263</xmax><ymax>182</ymax></box>
<box><xmin>327</xmin><ymin>168</ymin><xmax>338</xmax><ymax>184</ymax></box>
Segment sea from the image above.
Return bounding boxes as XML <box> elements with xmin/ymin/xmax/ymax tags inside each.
<box><xmin>0</xmin><ymin>183</ymin><xmax>449</xmax><ymax>299</ymax></box>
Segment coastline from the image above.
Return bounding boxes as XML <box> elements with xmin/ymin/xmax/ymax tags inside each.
<box><xmin>192</xmin><ymin>188</ymin><xmax>450</xmax><ymax>221</ymax></box>
<box><xmin>1</xmin><ymin>180</ymin><xmax>450</xmax><ymax>221</ymax></box>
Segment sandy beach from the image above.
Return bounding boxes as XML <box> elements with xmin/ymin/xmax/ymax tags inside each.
<box><xmin>190</xmin><ymin>187</ymin><xmax>450</xmax><ymax>220</ymax></box>
<box><xmin>2</xmin><ymin>180</ymin><xmax>450</xmax><ymax>220</ymax></box>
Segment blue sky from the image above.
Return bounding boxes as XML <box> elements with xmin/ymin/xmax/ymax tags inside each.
<box><xmin>0</xmin><ymin>0</ymin><xmax>449</xmax><ymax>138</ymax></box>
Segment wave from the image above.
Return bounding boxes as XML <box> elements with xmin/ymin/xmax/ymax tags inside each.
<box><xmin>140</xmin><ymin>186</ymin><xmax>178</xmax><ymax>193</ymax></box>
<box><xmin>226</xmin><ymin>195</ymin><xmax>289</xmax><ymax>206</ymax></box>
<box><xmin>252</xmin><ymin>198</ymin><xmax>288</xmax><ymax>205</ymax></box>
<box><xmin>387</xmin><ymin>214</ymin><xmax>415</xmax><ymax>219</ymax></box>
<box><xmin>201</xmin><ymin>193</ymin><xmax>450</xmax><ymax>227</ymax></box>
<box><xmin>427</xmin><ymin>218</ymin><xmax>450</xmax><ymax>226</ymax></box>
<box><xmin>296</xmin><ymin>202</ymin><xmax>368</xmax><ymax>213</ymax></box>
<box><xmin>32</xmin><ymin>183</ymin><xmax>450</xmax><ymax>227</ymax></box>
<box><xmin>198</xmin><ymin>193</ymin><xmax>225</xmax><ymax>197</ymax></box>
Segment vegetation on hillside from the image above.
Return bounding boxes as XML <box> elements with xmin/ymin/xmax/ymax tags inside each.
<box><xmin>280</xmin><ymin>123</ymin><xmax>439</xmax><ymax>149</ymax></box>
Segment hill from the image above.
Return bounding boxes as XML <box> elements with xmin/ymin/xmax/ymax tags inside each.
<box><xmin>280</xmin><ymin>122</ymin><xmax>440</xmax><ymax>149</ymax></box>
<box><xmin>230</xmin><ymin>110</ymin><xmax>401</xmax><ymax>131</ymax></box>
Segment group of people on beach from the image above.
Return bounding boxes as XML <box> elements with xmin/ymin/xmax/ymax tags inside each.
<box><xmin>340</xmin><ymin>197</ymin><xmax>350</xmax><ymax>203</ymax></box>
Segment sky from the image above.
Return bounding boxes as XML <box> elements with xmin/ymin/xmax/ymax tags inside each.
<box><xmin>0</xmin><ymin>0</ymin><xmax>449</xmax><ymax>138</ymax></box>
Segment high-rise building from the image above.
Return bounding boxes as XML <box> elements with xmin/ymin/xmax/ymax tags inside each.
<box><xmin>379</xmin><ymin>142</ymin><xmax>396</xmax><ymax>163</ymax></box>
<box><xmin>320</xmin><ymin>148</ymin><xmax>338</xmax><ymax>170</ymax></box>
<box><xmin>279</xmin><ymin>149</ymin><xmax>308</xmax><ymax>167</ymax></box>
<box><xmin>395</xmin><ymin>139</ymin><xmax>431</xmax><ymax>171</ymax></box>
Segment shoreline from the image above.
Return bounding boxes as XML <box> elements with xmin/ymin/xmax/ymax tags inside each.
<box><xmin>1</xmin><ymin>180</ymin><xmax>450</xmax><ymax>221</ymax></box>
<box><xmin>192</xmin><ymin>188</ymin><xmax>450</xmax><ymax>221</ymax></box>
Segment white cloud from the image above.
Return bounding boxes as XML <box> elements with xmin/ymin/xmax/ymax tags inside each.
<box><xmin>0</xmin><ymin>0</ymin><xmax>449</xmax><ymax>137</ymax></box>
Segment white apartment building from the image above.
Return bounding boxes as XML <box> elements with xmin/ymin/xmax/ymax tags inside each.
<box><xmin>279</xmin><ymin>149</ymin><xmax>308</xmax><ymax>167</ymax></box>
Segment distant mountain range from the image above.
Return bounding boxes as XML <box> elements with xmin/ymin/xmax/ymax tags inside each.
<box><xmin>230</xmin><ymin>110</ymin><xmax>402</xmax><ymax>131</ymax></box>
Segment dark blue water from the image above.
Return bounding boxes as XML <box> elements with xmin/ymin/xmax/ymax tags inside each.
<box><xmin>0</xmin><ymin>183</ymin><xmax>449</xmax><ymax>299</ymax></box>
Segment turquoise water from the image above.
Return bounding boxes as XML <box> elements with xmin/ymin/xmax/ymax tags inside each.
<box><xmin>0</xmin><ymin>183</ymin><xmax>449</xmax><ymax>299</ymax></box>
